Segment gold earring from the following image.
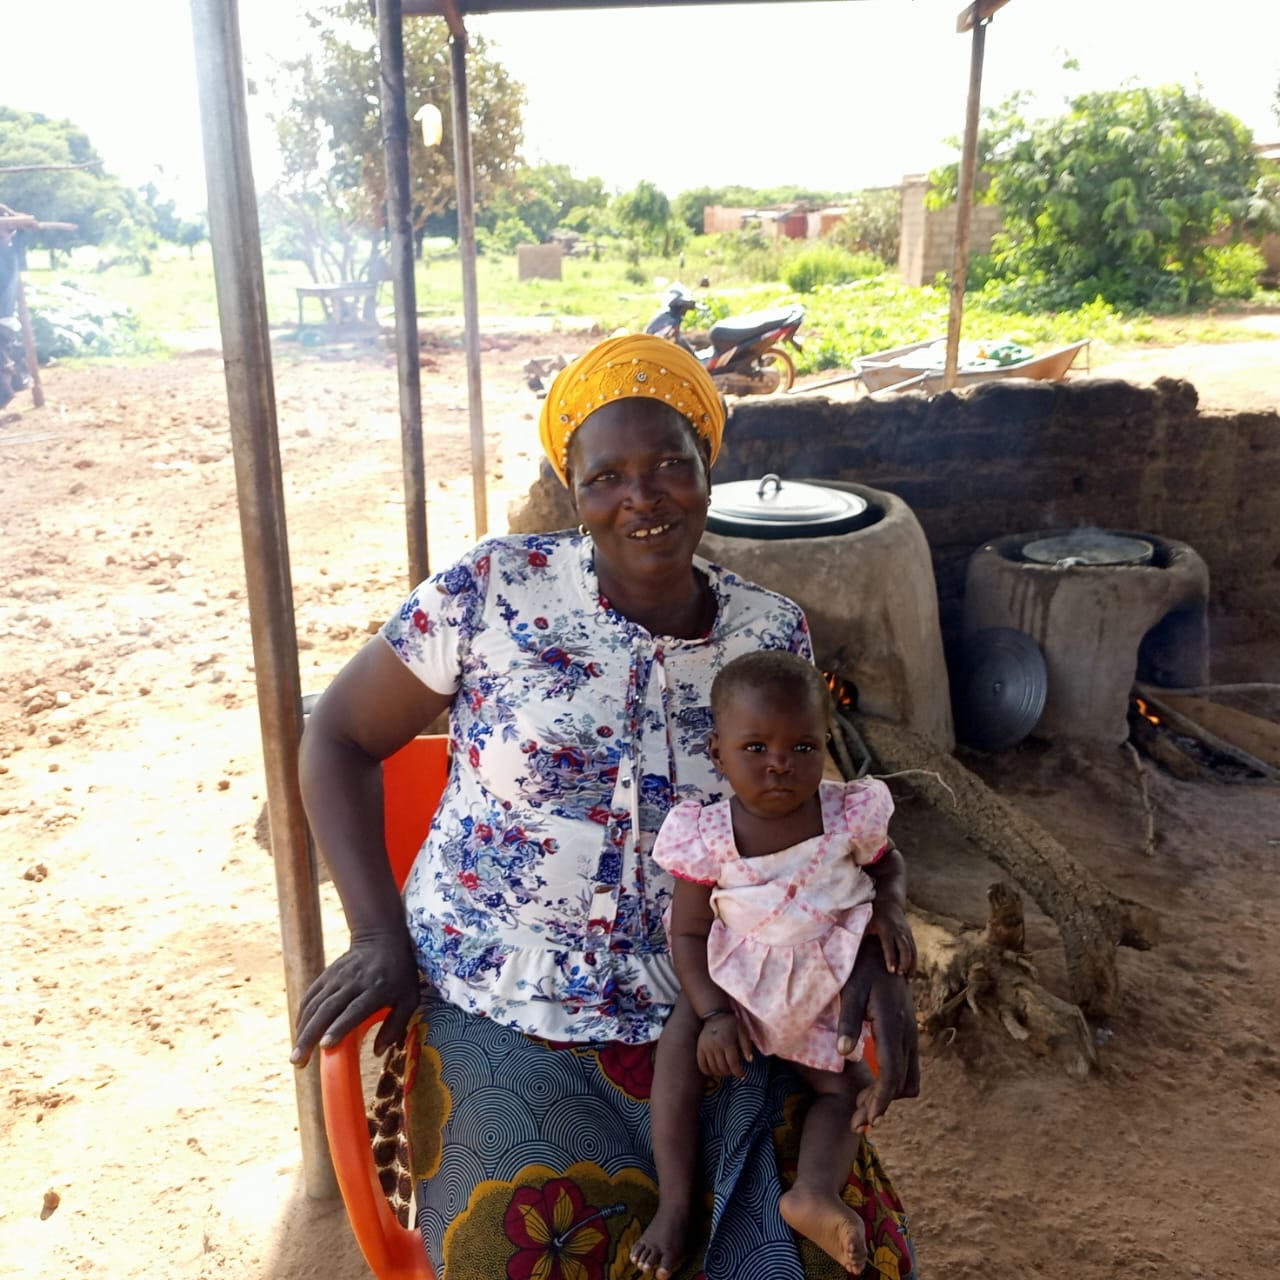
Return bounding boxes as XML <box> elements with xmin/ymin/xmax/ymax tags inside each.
<box><xmin>577</xmin><ymin>523</ymin><xmax>588</xmax><ymax>537</ymax></box>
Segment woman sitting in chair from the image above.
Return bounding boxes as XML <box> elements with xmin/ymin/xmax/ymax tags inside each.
<box><xmin>290</xmin><ymin>333</ymin><xmax>920</xmax><ymax>1280</ymax></box>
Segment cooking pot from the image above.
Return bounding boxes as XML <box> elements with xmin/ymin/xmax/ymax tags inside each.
<box><xmin>705</xmin><ymin>473</ymin><xmax>877</xmax><ymax>539</ymax></box>
<box><xmin>1021</xmin><ymin>530</ymin><xmax>1155</xmax><ymax>567</ymax></box>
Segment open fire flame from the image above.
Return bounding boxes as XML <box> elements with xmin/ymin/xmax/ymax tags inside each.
<box><xmin>1134</xmin><ymin>696</ymin><xmax>1161</xmax><ymax>727</ymax></box>
<box><xmin>824</xmin><ymin>670</ymin><xmax>856</xmax><ymax>712</ymax></box>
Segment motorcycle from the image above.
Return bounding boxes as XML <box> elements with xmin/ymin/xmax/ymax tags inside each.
<box><xmin>644</xmin><ymin>282</ymin><xmax>804</xmax><ymax>397</ymax></box>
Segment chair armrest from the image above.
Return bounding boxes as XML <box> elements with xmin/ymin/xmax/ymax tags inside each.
<box><xmin>320</xmin><ymin>1011</ymin><xmax>434</xmax><ymax>1280</ymax></box>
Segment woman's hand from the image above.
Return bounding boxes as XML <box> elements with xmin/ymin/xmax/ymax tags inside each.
<box><xmin>290</xmin><ymin>926</ymin><xmax>422</xmax><ymax>1067</ymax></box>
<box><xmin>696</xmin><ymin>1013</ymin><xmax>753</xmax><ymax>1079</ymax></box>
<box><xmin>836</xmin><ymin>942</ymin><xmax>920</xmax><ymax>1130</ymax></box>
<box><xmin>865</xmin><ymin>899</ymin><xmax>917</xmax><ymax>977</ymax></box>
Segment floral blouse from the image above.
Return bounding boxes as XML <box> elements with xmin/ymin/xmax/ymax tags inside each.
<box><xmin>382</xmin><ymin>531</ymin><xmax>811</xmax><ymax>1044</ymax></box>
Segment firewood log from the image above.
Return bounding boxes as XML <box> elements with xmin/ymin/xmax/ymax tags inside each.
<box><xmin>909</xmin><ymin>889</ymin><xmax>1098</xmax><ymax>1080</ymax></box>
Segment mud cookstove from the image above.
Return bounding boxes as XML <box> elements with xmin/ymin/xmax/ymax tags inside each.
<box><xmin>698</xmin><ymin>474</ymin><xmax>954</xmax><ymax>751</ymax></box>
<box><xmin>962</xmin><ymin>528</ymin><xmax>1210</xmax><ymax>746</ymax></box>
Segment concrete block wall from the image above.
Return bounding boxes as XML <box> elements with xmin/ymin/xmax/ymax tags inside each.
<box><xmin>898</xmin><ymin>174</ymin><xmax>1004</xmax><ymax>287</ymax></box>
<box><xmin>898</xmin><ymin>176</ymin><xmax>929</xmax><ymax>287</ymax></box>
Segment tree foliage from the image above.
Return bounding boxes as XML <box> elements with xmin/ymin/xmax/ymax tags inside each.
<box><xmin>475</xmin><ymin>161</ymin><xmax>607</xmax><ymax>248</ymax></box>
<box><xmin>613</xmin><ymin>180</ymin><xmax>677</xmax><ymax>255</ymax></box>
<box><xmin>0</xmin><ymin>107</ymin><xmax>142</xmax><ymax>260</ymax></box>
<box><xmin>826</xmin><ymin>188</ymin><xmax>901</xmax><ymax>264</ymax></box>
<box><xmin>140</xmin><ymin>182</ymin><xmax>207</xmax><ymax>257</ymax></box>
<box><xmin>268</xmin><ymin>0</ymin><xmax>525</xmax><ymax>282</ymax></box>
<box><xmin>931</xmin><ymin>86</ymin><xmax>1263</xmax><ymax>308</ymax></box>
<box><xmin>672</xmin><ymin>186</ymin><xmax>722</xmax><ymax>236</ymax></box>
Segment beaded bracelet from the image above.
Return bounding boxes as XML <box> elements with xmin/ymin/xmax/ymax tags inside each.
<box><xmin>699</xmin><ymin>1007</ymin><xmax>733</xmax><ymax>1023</ymax></box>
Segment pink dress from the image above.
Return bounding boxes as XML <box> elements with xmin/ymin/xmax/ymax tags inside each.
<box><xmin>654</xmin><ymin>777</ymin><xmax>893</xmax><ymax>1073</ymax></box>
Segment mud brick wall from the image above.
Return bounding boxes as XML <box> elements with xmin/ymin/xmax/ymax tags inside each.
<box><xmin>719</xmin><ymin>378</ymin><xmax>1280</xmax><ymax>641</ymax></box>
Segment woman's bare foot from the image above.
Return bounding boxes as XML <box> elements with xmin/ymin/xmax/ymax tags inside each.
<box><xmin>630</xmin><ymin>1201</ymin><xmax>689</xmax><ymax>1279</ymax></box>
<box><xmin>779</xmin><ymin>1183</ymin><xmax>867</xmax><ymax>1275</ymax></box>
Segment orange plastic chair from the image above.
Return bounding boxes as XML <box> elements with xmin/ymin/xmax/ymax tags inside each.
<box><xmin>319</xmin><ymin>734</ymin><xmax>449</xmax><ymax>1280</ymax></box>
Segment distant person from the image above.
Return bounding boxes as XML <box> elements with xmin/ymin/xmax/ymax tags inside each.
<box><xmin>633</xmin><ymin>650</ymin><xmax>915</xmax><ymax>1278</ymax></box>
<box><xmin>291</xmin><ymin>332</ymin><xmax>920</xmax><ymax>1279</ymax></box>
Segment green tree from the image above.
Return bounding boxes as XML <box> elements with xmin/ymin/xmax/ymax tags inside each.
<box><xmin>140</xmin><ymin>182</ymin><xmax>182</xmax><ymax>242</ymax></box>
<box><xmin>613</xmin><ymin>179</ymin><xmax>678</xmax><ymax>256</ymax></box>
<box><xmin>137</xmin><ymin>182</ymin><xmax>207</xmax><ymax>259</ymax></box>
<box><xmin>99</xmin><ymin>186</ymin><xmax>160</xmax><ymax>273</ymax></box>
<box><xmin>175</xmin><ymin>216</ymin><xmax>209</xmax><ymax>259</ymax></box>
<box><xmin>932</xmin><ymin>86</ymin><xmax>1261</xmax><ymax>308</ymax></box>
<box><xmin>268</xmin><ymin>0</ymin><xmax>525</xmax><ymax>283</ymax></box>
<box><xmin>475</xmin><ymin>162</ymin><xmax>608</xmax><ymax>251</ymax></box>
<box><xmin>524</xmin><ymin>163</ymin><xmax>606</xmax><ymax>232</ymax></box>
<box><xmin>827</xmin><ymin>188</ymin><xmax>901</xmax><ymax>264</ymax></box>
<box><xmin>0</xmin><ymin>107</ymin><xmax>136</xmax><ymax>264</ymax></box>
<box><xmin>673</xmin><ymin>186</ymin><xmax>725</xmax><ymax>235</ymax></box>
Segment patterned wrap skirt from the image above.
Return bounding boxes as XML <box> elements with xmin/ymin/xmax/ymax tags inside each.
<box><xmin>405</xmin><ymin>997</ymin><xmax>914</xmax><ymax>1280</ymax></box>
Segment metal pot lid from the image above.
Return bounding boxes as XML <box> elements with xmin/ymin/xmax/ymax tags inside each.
<box><xmin>706</xmin><ymin>474</ymin><xmax>869</xmax><ymax>538</ymax></box>
<box><xmin>1022</xmin><ymin>530</ymin><xmax>1154</xmax><ymax>567</ymax></box>
<box><xmin>957</xmin><ymin>627</ymin><xmax>1047</xmax><ymax>752</ymax></box>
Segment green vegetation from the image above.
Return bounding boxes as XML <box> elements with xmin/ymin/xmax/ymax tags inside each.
<box><xmin>475</xmin><ymin>163</ymin><xmax>609</xmax><ymax>253</ymax></box>
<box><xmin>930</xmin><ymin>86</ymin><xmax>1272</xmax><ymax>311</ymax></box>
<box><xmin>24</xmin><ymin>279</ymin><xmax>160</xmax><ymax>361</ymax></box>
<box><xmin>0</xmin><ymin>108</ymin><xmax>207</xmax><ymax>272</ymax></box>
<box><xmin>781</xmin><ymin>245</ymin><xmax>884</xmax><ymax>294</ymax></box>
<box><xmin>26</xmin><ymin>234</ymin><xmax>1271</xmax><ymax>374</ymax></box>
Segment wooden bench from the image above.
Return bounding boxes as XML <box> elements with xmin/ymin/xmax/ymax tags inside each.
<box><xmin>295</xmin><ymin>282</ymin><xmax>379</xmax><ymax>332</ymax></box>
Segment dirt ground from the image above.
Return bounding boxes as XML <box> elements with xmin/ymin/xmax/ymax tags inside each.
<box><xmin>2</xmin><ymin>324</ymin><xmax>1279</xmax><ymax>1279</ymax></box>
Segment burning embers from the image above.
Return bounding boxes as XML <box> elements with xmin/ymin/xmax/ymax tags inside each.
<box><xmin>823</xmin><ymin>671</ymin><xmax>857</xmax><ymax>714</ymax></box>
<box><xmin>1127</xmin><ymin>686</ymin><xmax>1280</xmax><ymax>783</ymax></box>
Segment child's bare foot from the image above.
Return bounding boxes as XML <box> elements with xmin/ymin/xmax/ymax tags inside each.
<box><xmin>779</xmin><ymin>1183</ymin><xmax>867</xmax><ymax>1275</ymax></box>
<box><xmin>630</xmin><ymin>1202</ymin><xmax>688</xmax><ymax>1279</ymax></box>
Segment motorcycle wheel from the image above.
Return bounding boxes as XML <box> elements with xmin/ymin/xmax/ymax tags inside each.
<box><xmin>759</xmin><ymin>346</ymin><xmax>795</xmax><ymax>394</ymax></box>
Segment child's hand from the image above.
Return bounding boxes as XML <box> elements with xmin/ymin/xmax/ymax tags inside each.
<box><xmin>866</xmin><ymin>900</ymin><xmax>917</xmax><ymax>977</ymax></box>
<box><xmin>696</xmin><ymin>1013</ymin><xmax>753</xmax><ymax>1078</ymax></box>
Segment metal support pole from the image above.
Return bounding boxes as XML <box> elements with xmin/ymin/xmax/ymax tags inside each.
<box><xmin>944</xmin><ymin>15</ymin><xmax>988</xmax><ymax>390</ymax></box>
<box><xmin>378</xmin><ymin>0</ymin><xmax>429</xmax><ymax>588</ymax></box>
<box><xmin>189</xmin><ymin>0</ymin><xmax>336</xmax><ymax>1199</ymax></box>
<box><xmin>449</xmin><ymin>33</ymin><xmax>488</xmax><ymax>538</ymax></box>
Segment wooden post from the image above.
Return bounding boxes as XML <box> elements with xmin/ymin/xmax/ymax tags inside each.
<box><xmin>14</xmin><ymin>274</ymin><xmax>44</xmax><ymax>409</ymax></box>
<box><xmin>450</xmin><ymin>32</ymin><xmax>489</xmax><ymax>539</ymax></box>
<box><xmin>378</xmin><ymin>0</ymin><xmax>430</xmax><ymax>588</ymax></box>
<box><xmin>188</xmin><ymin>0</ymin><xmax>336</xmax><ymax>1199</ymax></box>
<box><xmin>943</xmin><ymin>6</ymin><xmax>992</xmax><ymax>389</ymax></box>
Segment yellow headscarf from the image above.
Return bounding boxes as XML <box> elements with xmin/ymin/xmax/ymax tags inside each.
<box><xmin>538</xmin><ymin>333</ymin><xmax>725</xmax><ymax>486</ymax></box>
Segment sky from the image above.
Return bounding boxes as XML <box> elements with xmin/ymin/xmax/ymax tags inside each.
<box><xmin>2</xmin><ymin>0</ymin><xmax>1278</xmax><ymax>217</ymax></box>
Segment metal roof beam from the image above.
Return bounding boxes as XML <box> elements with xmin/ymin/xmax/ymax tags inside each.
<box><xmin>403</xmin><ymin>0</ymin><xmax>852</xmax><ymax>13</ymax></box>
<box><xmin>436</xmin><ymin>0</ymin><xmax>467</xmax><ymax>39</ymax></box>
<box><xmin>956</xmin><ymin>0</ymin><xmax>1009</xmax><ymax>31</ymax></box>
